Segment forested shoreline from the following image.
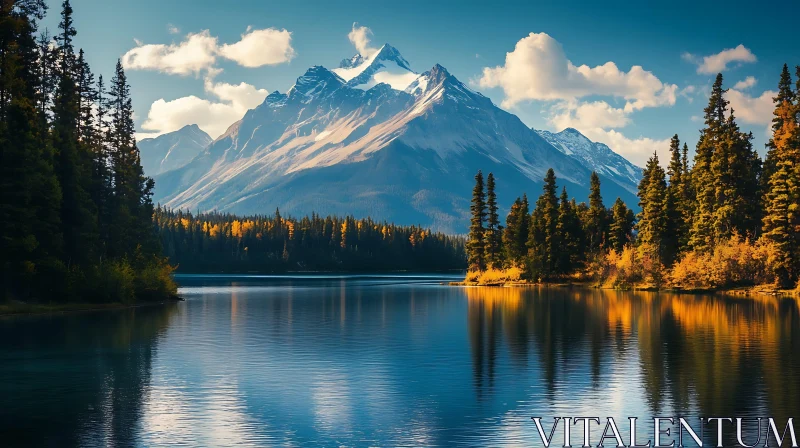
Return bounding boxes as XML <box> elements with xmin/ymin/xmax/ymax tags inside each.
<box><xmin>154</xmin><ymin>208</ymin><xmax>466</xmax><ymax>273</ymax></box>
<box><xmin>464</xmin><ymin>66</ymin><xmax>800</xmax><ymax>292</ymax></box>
<box><xmin>0</xmin><ymin>1</ymin><xmax>176</xmax><ymax>304</ymax></box>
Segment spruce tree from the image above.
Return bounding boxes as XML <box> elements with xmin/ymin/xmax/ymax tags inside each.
<box><xmin>528</xmin><ymin>169</ymin><xmax>559</xmax><ymax>279</ymax></box>
<box><xmin>665</xmin><ymin>135</ymin><xmax>688</xmax><ymax>261</ymax></box>
<box><xmin>468</xmin><ymin>171</ymin><xmax>486</xmax><ymax>271</ymax></box>
<box><xmin>761</xmin><ymin>65</ymin><xmax>800</xmax><ymax>287</ymax></box>
<box><xmin>586</xmin><ymin>171</ymin><xmax>607</xmax><ymax>253</ymax></box>
<box><xmin>637</xmin><ymin>153</ymin><xmax>668</xmax><ymax>264</ymax></box>
<box><xmin>502</xmin><ymin>194</ymin><xmax>529</xmax><ymax>266</ymax></box>
<box><xmin>556</xmin><ymin>186</ymin><xmax>583</xmax><ymax>274</ymax></box>
<box><xmin>762</xmin><ymin>64</ymin><xmax>795</xmax><ymax>186</ymax></box>
<box><xmin>52</xmin><ymin>0</ymin><xmax>98</xmax><ymax>266</ymax></box>
<box><xmin>483</xmin><ymin>172</ymin><xmax>501</xmax><ymax>268</ymax></box>
<box><xmin>108</xmin><ymin>60</ymin><xmax>158</xmax><ymax>260</ymax></box>
<box><xmin>609</xmin><ymin>198</ymin><xmax>634</xmax><ymax>253</ymax></box>
<box><xmin>0</xmin><ymin>0</ymin><xmax>63</xmax><ymax>299</ymax></box>
<box><xmin>690</xmin><ymin>74</ymin><xmax>727</xmax><ymax>251</ymax></box>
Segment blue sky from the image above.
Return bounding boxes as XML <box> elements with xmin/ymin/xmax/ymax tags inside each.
<box><xmin>44</xmin><ymin>0</ymin><xmax>800</xmax><ymax>166</ymax></box>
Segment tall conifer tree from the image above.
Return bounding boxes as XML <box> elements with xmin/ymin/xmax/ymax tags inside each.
<box><xmin>468</xmin><ymin>171</ymin><xmax>486</xmax><ymax>271</ymax></box>
<box><xmin>483</xmin><ymin>172</ymin><xmax>502</xmax><ymax>268</ymax></box>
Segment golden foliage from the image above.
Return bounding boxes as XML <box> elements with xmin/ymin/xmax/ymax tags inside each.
<box><xmin>464</xmin><ymin>267</ymin><xmax>523</xmax><ymax>285</ymax></box>
<box><xmin>669</xmin><ymin>236</ymin><xmax>777</xmax><ymax>289</ymax></box>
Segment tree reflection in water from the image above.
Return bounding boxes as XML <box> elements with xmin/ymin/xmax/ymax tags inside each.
<box><xmin>466</xmin><ymin>287</ymin><xmax>800</xmax><ymax>429</ymax></box>
<box><xmin>0</xmin><ymin>304</ymin><xmax>178</xmax><ymax>446</ymax></box>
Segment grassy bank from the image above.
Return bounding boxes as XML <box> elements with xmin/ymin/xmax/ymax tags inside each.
<box><xmin>449</xmin><ymin>276</ymin><xmax>799</xmax><ymax>297</ymax></box>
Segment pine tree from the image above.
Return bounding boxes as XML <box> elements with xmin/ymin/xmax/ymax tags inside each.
<box><xmin>761</xmin><ymin>65</ymin><xmax>800</xmax><ymax>287</ymax></box>
<box><xmin>468</xmin><ymin>171</ymin><xmax>486</xmax><ymax>271</ymax></box>
<box><xmin>690</xmin><ymin>74</ymin><xmax>727</xmax><ymax>251</ymax></box>
<box><xmin>609</xmin><ymin>198</ymin><xmax>634</xmax><ymax>253</ymax></box>
<box><xmin>502</xmin><ymin>194</ymin><xmax>529</xmax><ymax>266</ymax></box>
<box><xmin>762</xmin><ymin>64</ymin><xmax>795</xmax><ymax>186</ymax></box>
<box><xmin>483</xmin><ymin>172</ymin><xmax>502</xmax><ymax>268</ymax></box>
<box><xmin>665</xmin><ymin>135</ymin><xmax>688</xmax><ymax>261</ymax></box>
<box><xmin>586</xmin><ymin>171</ymin><xmax>607</xmax><ymax>253</ymax></box>
<box><xmin>51</xmin><ymin>0</ymin><xmax>99</xmax><ymax>266</ymax></box>
<box><xmin>556</xmin><ymin>186</ymin><xmax>583</xmax><ymax>274</ymax></box>
<box><xmin>0</xmin><ymin>0</ymin><xmax>63</xmax><ymax>299</ymax></box>
<box><xmin>528</xmin><ymin>169</ymin><xmax>559</xmax><ymax>279</ymax></box>
<box><xmin>637</xmin><ymin>153</ymin><xmax>668</xmax><ymax>264</ymax></box>
<box><xmin>108</xmin><ymin>60</ymin><xmax>158</xmax><ymax>260</ymax></box>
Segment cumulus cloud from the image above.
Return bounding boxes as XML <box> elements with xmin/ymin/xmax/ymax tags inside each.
<box><xmin>545</xmin><ymin>100</ymin><xmax>669</xmax><ymax>166</ymax></box>
<box><xmin>549</xmin><ymin>100</ymin><xmax>630</xmax><ymax>130</ymax></box>
<box><xmin>585</xmin><ymin>129</ymin><xmax>672</xmax><ymax>167</ymax></box>
<box><xmin>679</xmin><ymin>85</ymin><xmax>698</xmax><ymax>103</ymax></box>
<box><xmin>122</xmin><ymin>31</ymin><xmax>218</xmax><ymax>75</ymax></box>
<box><xmin>733</xmin><ymin>76</ymin><xmax>757</xmax><ymax>90</ymax></box>
<box><xmin>123</xmin><ymin>27</ymin><xmax>295</xmax><ymax>75</ymax></box>
<box><xmin>219</xmin><ymin>28</ymin><xmax>295</xmax><ymax>67</ymax></box>
<box><xmin>347</xmin><ymin>23</ymin><xmax>378</xmax><ymax>58</ymax></box>
<box><xmin>477</xmin><ymin>32</ymin><xmax>677</xmax><ymax>110</ymax></box>
<box><xmin>727</xmin><ymin>88</ymin><xmax>774</xmax><ymax>125</ymax></box>
<box><xmin>140</xmin><ymin>76</ymin><xmax>268</xmax><ymax>138</ymax></box>
<box><xmin>686</xmin><ymin>44</ymin><xmax>757</xmax><ymax>75</ymax></box>
<box><xmin>167</xmin><ymin>23</ymin><xmax>180</xmax><ymax>35</ymax></box>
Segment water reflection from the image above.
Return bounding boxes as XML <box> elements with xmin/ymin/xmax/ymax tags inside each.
<box><xmin>0</xmin><ymin>304</ymin><xmax>177</xmax><ymax>446</ymax></box>
<box><xmin>465</xmin><ymin>287</ymin><xmax>800</xmax><ymax>443</ymax></box>
<box><xmin>0</xmin><ymin>277</ymin><xmax>798</xmax><ymax>447</ymax></box>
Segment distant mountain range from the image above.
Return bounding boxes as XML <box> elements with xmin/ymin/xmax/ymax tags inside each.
<box><xmin>149</xmin><ymin>44</ymin><xmax>642</xmax><ymax>233</ymax></box>
<box><xmin>139</xmin><ymin>124</ymin><xmax>211</xmax><ymax>176</ymax></box>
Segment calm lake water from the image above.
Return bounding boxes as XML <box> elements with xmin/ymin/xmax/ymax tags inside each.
<box><xmin>1</xmin><ymin>274</ymin><xmax>799</xmax><ymax>447</ymax></box>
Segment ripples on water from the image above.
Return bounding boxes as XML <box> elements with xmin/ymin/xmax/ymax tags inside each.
<box><xmin>0</xmin><ymin>274</ymin><xmax>798</xmax><ymax>447</ymax></box>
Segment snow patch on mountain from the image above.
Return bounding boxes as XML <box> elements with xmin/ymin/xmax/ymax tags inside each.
<box><xmin>535</xmin><ymin>128</ymin><xmax>642</xmax><ymax>195</ymax></box>
<box><xmin>333</xmin><ymin>43</ymin><xmax>419</xmax><ymax>91</ymax></box>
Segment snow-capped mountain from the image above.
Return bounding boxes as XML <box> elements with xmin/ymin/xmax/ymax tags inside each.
<box><xmin>333</xmin><ymin>44</ymin><xmax>418</xmax><ymax>90</ymax></box>
<box><xmin>153</xmin><ymin>45</ymin><xmax>641</xmax><ymax>233</ymax></box>
<box><xmin>535</xmin><ymin>128</ymin><xmax>642</xmax><ymax>195</ymax></box>
<box><xmin>139</xmin><ymin>124</ymin><xmax>212</xmax><ymax>176</ymax></box>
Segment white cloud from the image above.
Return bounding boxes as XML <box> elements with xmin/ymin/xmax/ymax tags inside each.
<box><xmin>545</xmin><ymin>99</ymin><xmax>668</xmax><ymax>167</ymax></box>
<box><xmin>123</xmin><ymin>27</ymin><xmax>295</xmax><ymax>75</ymax></box>
<box><xmin>347</xmin><ymin>23</ymin><xmax>378</xmax><ymax>58</ymax></box>
<box><xmin>727</xmin><ymin>88</ymin><xmax>774</xmax><ymax>125</ymax></box>
<box><xmin>549</xmin><ymin>100</ymin><xmax>630</xmax><ymax>130</ymax></box>
<box><xmin>219</xmin><ymin>28</ymin><xmax>295</xmax><ymax>67</ymax></box>
<box><xmin>122</xmin><ymin>31</ymin><xmax>219</xmax><ymax>75</ymax></box>
<box><xmin>140</xmin><ymin>76</ymin><xmax>268</xmax><ymax>139</ymax></box>
<box><xmin>689</xmin><ymin>44</ymin><xmax>757</xmax><ymax>75</ymax></box>
<box><xmin>167</xmin><ymin>24</ymin><xmax>180</xmax><ymax>35</ymax></box>
<box><xmin>584</xmin><ymin>128</ymin><xmax>671</xmax><ymax>167</ymax></box>
<box><xmin>477</xmin><ymin>32</ymin><xmax>677</xmax><ymax>110</ymax></box>
<box><xmin>733</xmin><ymin>76</ymin><xmax>757</xmax><ymax>90</ymax></box>
<box><xmin>679</xmin><ymin>85</ymin><xmax>697</xmax><ymax>103</ymax></box>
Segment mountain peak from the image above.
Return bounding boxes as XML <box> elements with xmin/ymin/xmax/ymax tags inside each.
<box><xmin>427</xmin><ymin>64</ymin><xmax>451</xmax><ymax>82</ymax></box>
<box><xmin>372</xmin><ymin>43</ymin><xmax>411</xmax><ymax>71</ymax></box>
<box><xmin>288</xmin><ymin>66</ymin><xmax>344</xmax><ymax>99</ymax></box>
<box><xmin>332</xmin><ymin>44</ymin><xmax>417</xmax><ymax>91</ymax></box>
<box><xmin>179</xmin><ymin>123</ymin><xmax>201</xmax><ymax>132</ymax></box>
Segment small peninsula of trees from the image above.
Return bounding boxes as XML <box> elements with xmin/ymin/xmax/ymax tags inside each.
<box><xmin>1</xmin><ymin>0</ymin><xmax>175</xmax><ymax>303</ymax></box>
<box><xmin>154</xmin><ymin>208</ymin><xmax>466</xmax><ymax>272</ymax></box>
<box><xmin>466</xmin><ymin>65</ymin><xmax>800</xmax><ymax>291</ymax></box>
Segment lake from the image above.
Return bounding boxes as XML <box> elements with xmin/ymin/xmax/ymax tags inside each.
<box><xmin>1</xmin><ymin>274</ymin><xmax>799</xmax><ymax>447</ymax></box>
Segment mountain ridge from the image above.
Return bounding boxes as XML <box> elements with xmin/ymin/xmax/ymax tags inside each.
<box><xmin>139</xmin><ymin>124</ymin><xmax>212</xmax><ymax>176</ymax></box>
<box><xmin>153</xmin><ymin>44</ymin><xmax>642</xmax><ymax>233</ymax></box>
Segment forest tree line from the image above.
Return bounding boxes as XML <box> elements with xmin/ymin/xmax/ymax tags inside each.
<box><xmin>0</xmin><ymin>0</ymin><xmax>175</xmax><ymax>303</ymax></box>
<box><xmin>466</xmin><ymin>66</ymin><xmax>800</xmax><ymax>290</ymax></box>
<box><xmin>154</xmin><ymin>208</ymin><xmax>466</xmax><ymax>272</ymax></box>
